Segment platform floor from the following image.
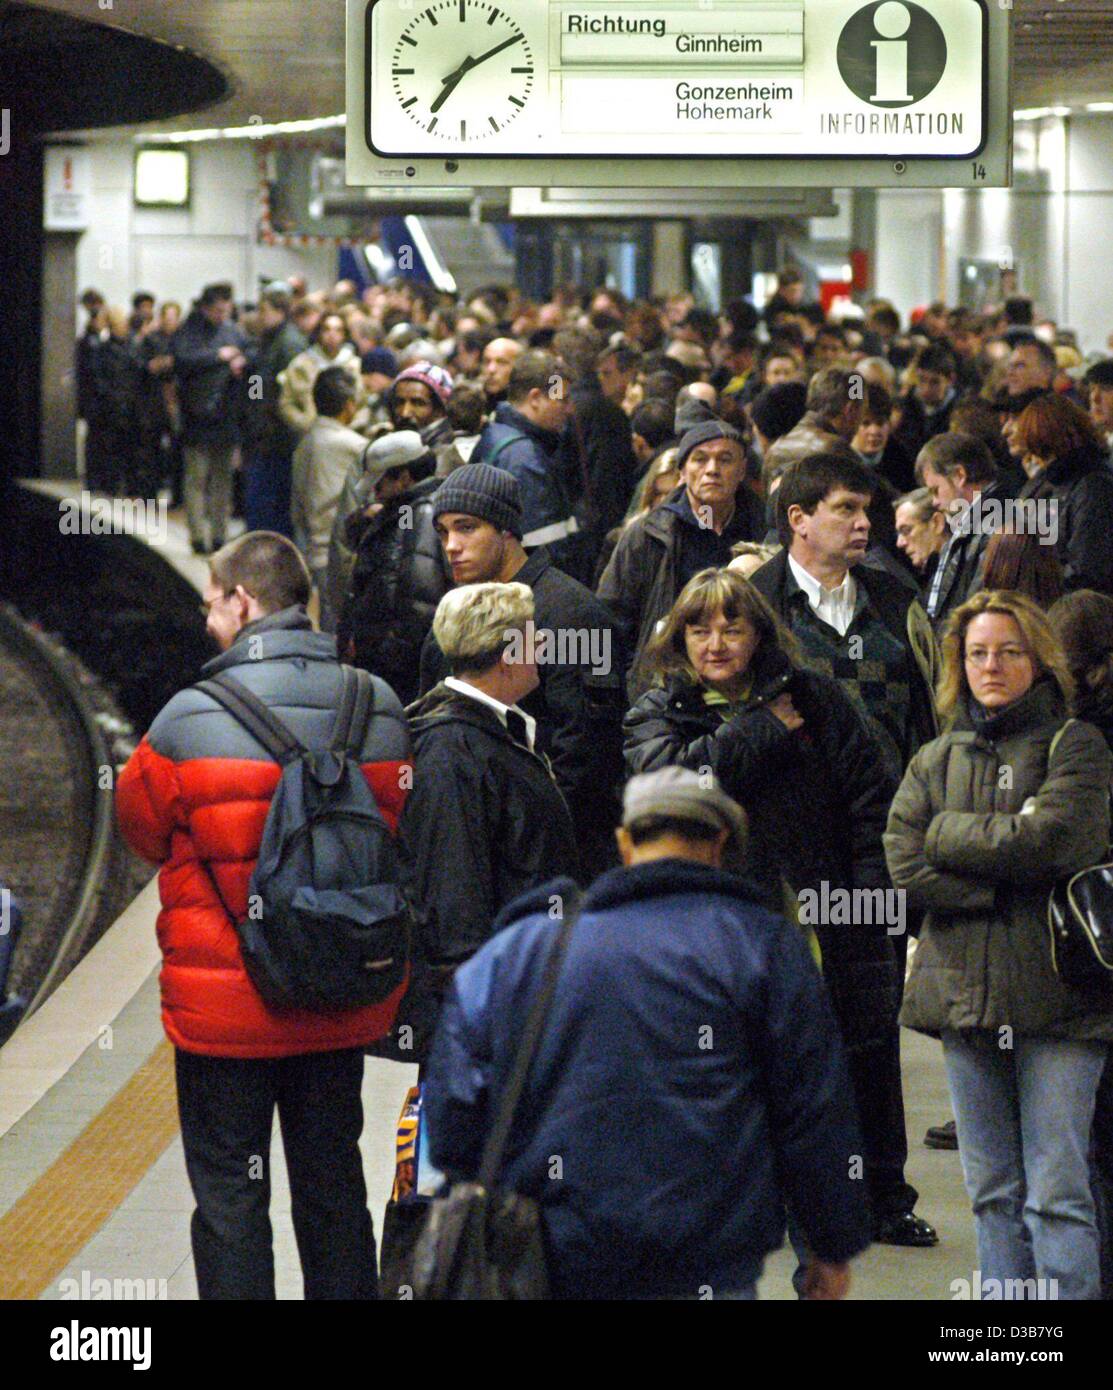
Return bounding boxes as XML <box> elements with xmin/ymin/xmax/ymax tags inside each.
<box><xmin>0</xmin><ymin>912</ymin><xmax>975</xmax><ymax>1300</ymax></box>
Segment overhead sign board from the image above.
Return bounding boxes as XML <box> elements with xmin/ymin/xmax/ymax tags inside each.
<box><xmin>347</xmin><ymin>0</ymin><xmax>1011</xmax><ymax>187</ymax></box>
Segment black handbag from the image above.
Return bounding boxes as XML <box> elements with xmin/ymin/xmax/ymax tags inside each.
<box><xmin>1046</xmin><ymin>720</ymin><xmax>1113</xmax><ymax>988</ymax></box>
<box><xmin>405</xmin><ymin>895</ymin><xmax>582</xmax><ymax>1301</ymax></box>
<box><xmin>1048</xmin><ymin>864</ymin><xmax>1113</xmax><ymax>987</ymax></box>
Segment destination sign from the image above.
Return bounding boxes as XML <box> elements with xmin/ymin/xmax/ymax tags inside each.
<box><xmin>347</xmin><ymin>0</ymin><xmax>1004</xmax><ymax>185</ymax></box>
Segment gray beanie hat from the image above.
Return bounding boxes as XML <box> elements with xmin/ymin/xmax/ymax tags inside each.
<box><xmin>432</xmin><ymin>463</ymin><xmax>524</xmax><ymax>538</ymax></box>
<box><xmin>622</xmin><ymin>766</ymin><xmax>747</xmax><ymax>843</ymax></box>
<box><xmin>360</xmin><ymin>431</ymin><xmax>432</xmax><ymax>489</ymax></box>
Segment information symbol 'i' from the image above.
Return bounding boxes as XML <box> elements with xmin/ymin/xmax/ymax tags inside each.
<box><xmin>871</xmin><ymin>1</ymin><xmax>913</xmax><ymax>103</ymax></box>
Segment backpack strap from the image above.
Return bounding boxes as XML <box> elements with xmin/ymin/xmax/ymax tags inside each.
<box><xmin>485</xmin><ymin>429</ymin><xmax>527</xmax><ymax>467</ymax></box>
<box><xmin>196</xmin><ymin>674</ymin><xmax>304</xmax><ymax>764</ymax></box>
<box><xmin>332</xmin><ymin>666</ymin><xmax>376</xmax><ymax>757</ymax></box>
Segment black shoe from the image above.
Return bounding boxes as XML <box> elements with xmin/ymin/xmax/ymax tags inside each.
<box><xmin>210</xmin><ymin>537</ymin><xmax>225</xmax><ymax>552</ymax></box>
<box><xmin>874</xmin><ymin>1212</ymin><xmax>939</xmax><ymax>1247</ymax></box>
<box><xmin>924</xmin><ymin>1119</ymin><xmax>958</xmax><ymax>1150</ymax></box>
<box><xmin>191</xmin><ymin>540</ymin><xmax>207</xmax><ymax>556</ymax></box>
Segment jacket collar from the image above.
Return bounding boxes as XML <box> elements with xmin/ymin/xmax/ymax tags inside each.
<box><xmin>202</xmin><ymin>606</ymin><xmax>336</xmax><ymax>675</ymax></box>
<box><xmin>492</xmin><ymin>860</ymin><xmax>765</xmax><ymax>932</ymax></box>
<box><xmin>958</xmin><ymin>676</ymin><xmax>1065</xmax><ymax>744</ymax></box>
<box><xmin>493</xmin><ymin>402</ymin><xmax>562</xmax><ymax>450</ymax></box>
<box><xmin>1042</xmin><ymin>442</ymin><xmax>1109</xmax><ymax>487</ymax></box>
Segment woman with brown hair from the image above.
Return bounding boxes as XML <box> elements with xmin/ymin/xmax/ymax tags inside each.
<box><xmin>624</xmin><ymin>566</ymin><xmax>936</xmax><ymax>1249</ymax></box>
<box><xmin>979</xmin><ymin>529</ymin><xmax>1065</xmax><ymax>609</ymax></box>
<box><xmin>1012</xmin><ymin>393</ymin><xmax>1113</xmax><ymax>594</ymax></box>
<box><xmin>885</xmin><ymin>590</ymin><xmax>1113</xmax><ymax>1298</ymax></box>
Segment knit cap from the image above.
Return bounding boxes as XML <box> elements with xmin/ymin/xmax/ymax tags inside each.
<box><xmin>432</xmin><ymin>463</ymin><xmax>524</xmax><ymax>538</ymax></box>
<box><xmin>390</xmin><ymin>360</ymin><xmax>454</xmax><ymax>407</ymax></box>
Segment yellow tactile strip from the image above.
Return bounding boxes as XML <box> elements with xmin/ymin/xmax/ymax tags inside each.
<box><xmin>0</xmin><ymin>1039</ymin><xmax>180</xmax><ymax>1300</ymax></box>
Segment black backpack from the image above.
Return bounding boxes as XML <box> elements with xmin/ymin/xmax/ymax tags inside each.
<box><xmin>196</xmin><ymin>666</ymin><xmax>412</xmax><ymax>1012</ymax></box>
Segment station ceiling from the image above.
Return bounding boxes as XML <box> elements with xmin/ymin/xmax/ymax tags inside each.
<box><xmin>13</xmin><ymin>0</ymin><xmax>1113</xmax><ymax>135</ymax></box>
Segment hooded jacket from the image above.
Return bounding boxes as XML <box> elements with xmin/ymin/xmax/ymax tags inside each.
<box><xmin>116</xmin><ymin>608</ymin><xmax>411</xmax><ymax>1058</ymax></box>
<box><xmin>423</xmin><ymin>862</ymin><xmax>871</xmax><ymax>1299</ymax></box>
<box><xmin>885</xmin><ymin>678</ymin><xmax>1113</xmax><ymax>1040</ymax></box>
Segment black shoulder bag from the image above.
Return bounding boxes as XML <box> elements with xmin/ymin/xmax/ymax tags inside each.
<box><xmin>406</xmin><ymin>894</ymin><xmax>582</xmax><ymax>1300</ymax></box>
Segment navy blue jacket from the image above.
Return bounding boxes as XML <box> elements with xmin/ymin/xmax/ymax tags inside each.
<box><xmin>423</xmin><ymin>860</ymin><xmax>871</xmax><ymax>1299</ymax></box>
<box><xmin>473</xmin><ymin>404</ymin><xmax>581</xmax><ymax>574</ymax></box>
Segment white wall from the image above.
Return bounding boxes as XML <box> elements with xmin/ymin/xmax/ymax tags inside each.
<box><xmin>871</xmin><ymin>114</ymin><xmax>1113</xmax><ymax>355</ymax></box>
<box><xmin>73</xmin><ymin>141</ymin><xmax>337</xmax><ymax>313</ymax></box>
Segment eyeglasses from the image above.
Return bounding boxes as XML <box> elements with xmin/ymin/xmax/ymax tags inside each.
<box><xmin>964</xmin><ymin>646</ymin><xmax>1031</xmax><ymax>667</ymax></box>
<box><xmin>199</xmin><ymin>593</ymin><xmax>232</xmax><ymax>618</ymax></box>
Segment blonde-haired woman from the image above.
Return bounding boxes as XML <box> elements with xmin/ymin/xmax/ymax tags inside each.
<box><xmin>885</xmin><ymin>589</ymin><xmax>1113</xmax><ymax>1299</ymax></box>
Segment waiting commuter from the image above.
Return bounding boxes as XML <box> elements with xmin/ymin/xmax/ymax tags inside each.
<box><xmin>116</xmin><ymin>531</ymin><xmax>411</xmax><ymax>1300</ymax></box>
<box><xmin>174</xmin><ymin>284</ymin><xmax>248</xmax><ymax>555</ymax></box>
<box><xmin>892</xmin><ymin>344</ymin><xmax>963</xmax><ymax>461</ymax></box>
<box><xmin>279</xmin><ymin>310</ymin><xmax>364</xmax><ymax>436</ymax></box>
<box><xmin>241</xmin><ymin>284</ymin><xmax>308</xmax><ymax>536</ymax></box>
<box><xmin>480</xmin><ymin>335</ymin><xmax>523</xmax><ymax>408</ymax></box>
<box><xmin>1084</xmin><ymin>359</ymin><xmax>1113</xmax><ymax>453</ymax></box>
<box><xmin>136</xmin><ymin>301</ymin><xmax>182</xmax><ymax>502</ymax></box>
<box><xmin>434</xmin><ymin>381</ymin><xmax>489</xmax><ymax>478</ymax></box>
<box><xmin>885</xmin><ymin>590</ymin><xmax>1113</xmax><ymax>1300</ymax></box>
<box><xmin>471</xmin><ymin>350</ymin><xmax>583</xmax><ymax>575</ymax></box>
<box><xmin>596</xmin><ymin>450</ymin><xmax>680</xmax><ymax>585</ymax></box>
<box><xmin>387</xmin><ymin>360</ymin><xmax>455</xmax><ymax>460</ymax></box>
<box><xmin>853</xmin><ymin>383</ymin><xmax>917</xmax><ymax>496</ymax></box>
<box><xmin>1049</xmin><ymin>588</ymin><xmax>1113</xmax><ymax>1297</ymax></box>
<box><xmin>917</xmin><ymin>432</ymin><xmax>1016</xmax><ymax>632</ymax></box>
<box><xmin>290</xmin><ymin>366</ymin><xmax>368</xmax><ymax>630</ymax></box>
<box><xmin>760</xmin><ymin>365</ymin><xmax>865</xmax><ymax>487</ymax></box>
<box><xmin>623</xmin><ymin>569</ymin><xmax>935</xmax><ymax>1249</ymax></box>
<box><xmin>893</xmin><ymin>488</ymin><xmax>946</xmax><ymax>590</ymax></box>
<box><xmin>979</xmin><ymin>529</ymin><xmax>1065</xmax><ymax>610</ymax></box>
<box><xmin>401</xmin><ymin>583</ymin><xmax>579</xmax><ymax>1056</ymax></box>
<box><xmin>422</xmin><ymin>765</ymin><xmax>873</xmax><ymax>1299</ymax></box>
<box><xmin>599</xmin><ymin>404</ymin><xmax>765</xmax><ymax>699</ymax></box>
<box><xmin>420</xmin><ymin>463</ymin><xmax>626</xmax><ymax>881</ymax></box>
<box><xmin>1012</xmin><ymin>392</ymin><xmax>1113</xmax><ymax>595</ymax></box>
<box><xmin>337</xmin><ymin>431</ymin><xmax>449</xmax><ymax>704</ymax></box>
<box><xmin>85</xmin><ymin>306</ymin><xmax>143</xmax><ymax>497</ymax></box>
<box><xmin>1005</xmin><ymin>334</ymin><xmax>1058</xmax><ymax>399</ymax></box>
<box><xmin>749</xmin><ymin>450</ymin><xmax>939</xmax><ymax>785</ymax></box>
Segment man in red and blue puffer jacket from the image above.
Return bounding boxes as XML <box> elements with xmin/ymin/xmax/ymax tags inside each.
<box><xmin>117</xmin><ymin>531</ymin><xmax>410</xmax><ymax>1301</ymax></box>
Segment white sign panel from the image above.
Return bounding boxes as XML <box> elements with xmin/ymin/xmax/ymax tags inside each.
<box><xmin>43</xmin><ymin>147</ymin><xmax>92</xmax><ymax>232</ymax></box>
<box><xmin>364</xmin><ymin>0</ymin><xmax>987</xmax><ymax>160</ymax></box>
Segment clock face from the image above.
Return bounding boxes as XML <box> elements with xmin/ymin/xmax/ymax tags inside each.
<box><xmin>391</xmin><ymin>0</ymin><xmax>534</xmax><ymax>143</ymax></box>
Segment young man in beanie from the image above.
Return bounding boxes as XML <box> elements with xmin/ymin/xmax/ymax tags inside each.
<box><xmin>597</xmin><ymin>402</ymin><xmax>765</xmax><ymax>699</ymax></box>
<box><xmin>422</xmin><ymin>766</ymin><xmax>872</xmax><ymax>1300</ymax></box>
<box><xmin>420</xmin><ymin>463</ymin><xmax>626</xmax><ymax>881</ymax></box>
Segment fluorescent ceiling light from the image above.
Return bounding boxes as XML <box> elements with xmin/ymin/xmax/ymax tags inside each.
<box><xmin>1086</xmin><ymin>103</ymin><xmax>1113</xmax><ymax>113</ymax></box>
<box><xmin>1014</xmin><ymin>107</ymin><xmax>1057</xmax><ymax>121</ymax></box>
<box><xmin>135</xmin><ymin>115</ymin><xmax>345</xmax><ymax>144</ymax></box>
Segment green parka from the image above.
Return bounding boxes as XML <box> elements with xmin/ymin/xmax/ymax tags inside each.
<box><xmin>884</xmin><ymin>678</ymin><xmax>1113</xmax><ymax>1040</ymax></box>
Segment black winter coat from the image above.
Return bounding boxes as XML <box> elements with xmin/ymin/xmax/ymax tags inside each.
<box><xmin>1018</xmin><ymin>443</ymin><xmax>1113</xmax><ymax>595</ymax></box>
<box><xmin>242</xmin><ymin>320</ymin><xmax>308</xmax><ymax>458</ymax></box>
<box><xmin>173</xmin><ymin>310</ymin><xmax>248</xmax><ymax>447</ymax></box>
<box><xmin>87</xmin><ymin>337</ymin><xmax>142</xmax><ymax>432</ymax></box>
<box><xmin>338</xmin><ymin>475</ymin><xmax>450</xmax><ymax>706</ymax></box>
<box><xmin>419</xmin><ymin>547</ymin><xmax>627</xmax><ymax>880</ymax></box>
<box><xmin>559</xmin><ymin>378</ymin><xmax>640</xmax><ymax>576</ymax></box>
<box><xmin>399</xmin><ymin>683</ymin><xmax>580</xmax><ymax>1054</ymax></box>
<box><xmin>623</xmin><ymin>646</ymin><xmax>901</xmax><ymax>1046</ymax></box>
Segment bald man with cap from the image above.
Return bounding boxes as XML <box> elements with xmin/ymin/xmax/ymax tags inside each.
<box><xmin>598</xmin><ymin>399</ymin><xmax>765</xmax><ymax>698</ymax></box>
<box><xmin>422</xmin><ymin>765</ymin><xmax>871</xmax><ymax>1301</ymax></box>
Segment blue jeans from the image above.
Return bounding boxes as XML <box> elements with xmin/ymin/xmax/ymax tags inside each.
<box><xmin>942</xmin><ymin>1030</ymin><xmax>1105</xmax><ymax>1300</ymax></box>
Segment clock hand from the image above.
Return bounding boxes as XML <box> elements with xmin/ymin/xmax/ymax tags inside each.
<box><xmin>429</xmin><ymin>56</ymin><xmax>474</xmax><ymax>114</ymax></box>
<box><xmin>467</xmin><ymin>33</ymin><xmax>523</xmax><ymax>69</ymax></box>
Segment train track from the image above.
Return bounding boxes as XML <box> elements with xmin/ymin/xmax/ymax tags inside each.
<box><xmin>0</xmin><ymin>606</ymin><xmax>151</xmax><ymax>1019</ymax></box>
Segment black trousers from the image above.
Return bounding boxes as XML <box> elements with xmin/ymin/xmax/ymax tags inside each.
<box><xmin>174</xmin><ymin>1048</ymin><xmax>379</xmax><ymax>1300</ymax></box>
